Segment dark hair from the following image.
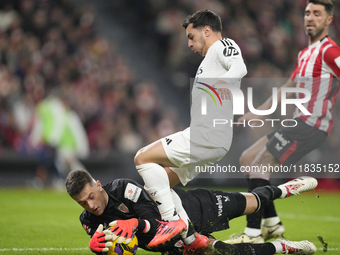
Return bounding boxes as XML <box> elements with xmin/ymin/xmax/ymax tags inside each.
<box><xmin>307</xmin><ymin>0</ymin><xmax>334</xmax><ymax>15</ymax></box>
<box><xmin>182</xmin><ymin>10</ymin><xmax>222</xmax><ymax>32</ymax></box>
<box><xmin>66</xmin><ymin>169</ymin><xmax>94</xmax><ymax>197</ymax></box>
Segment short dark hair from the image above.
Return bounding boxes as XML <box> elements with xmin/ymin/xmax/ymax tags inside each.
<box><xmin>66</xmin><ymin>169</ymin><xmax>94</xmax><ymax>197</ymax></box>
<box><xmin>307</xmin><ymin>0</ymin><xmax>334</xmax><ymax>15</ymax></box>
<box><xmin>182</xmin><ymin>10</ymin><xmax>222</xmax><ymax>32</ymax></box>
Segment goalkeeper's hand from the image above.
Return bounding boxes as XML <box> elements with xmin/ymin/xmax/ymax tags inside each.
<box><xmin>89</xmin><ymin>224</ymin><xmax>113</xmax><ymax>253</ymax></box>
<box><xmin>109</xmin><ymin>218</ymin><xmax>138</xmax><ymax>244</ymax></box>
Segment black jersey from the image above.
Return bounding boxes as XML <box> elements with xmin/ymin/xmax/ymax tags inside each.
<box><xmin>80</xmin><ymin>178</ymin><xmax>163</xmax><ymax>250</ymax></box>
<box><xmin>79</xmin><ymin>179</ymin><xmax>245</xmax><ymax>252</ymax></box>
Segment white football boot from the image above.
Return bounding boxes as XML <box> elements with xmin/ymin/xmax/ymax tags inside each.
<box><xmin>223</xmin><ymin>233</ymin><xmax>264</xmax><ymax>244</ymax></box>
<box><xmin>278</xmin><ymin>176</ymin><xmax>318</xmax><ymax>198</ymax></box>
<box><xmin>261</xmin><ymin>222</ymin><xmax>285</xmax><ymax>241</ymax></box>
<box><xmin>273</xmin><ymin>238</ymin><xmax>317</xmax><ymax>254</ymax></box>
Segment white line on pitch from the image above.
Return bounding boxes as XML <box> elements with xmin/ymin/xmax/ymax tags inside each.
<box><xmin>0</xmin><ymin>248</ymin><xmax>88</xmax><ymax>252</ymax></box>
<box><xmin>0</xmin><ymin>247</ymin><xmax>144</xmax><ymax>252</ymax></box>
<box><xmin>280</xmin><ymin>212</ymin><xmax>340</xmax><ymax>222</ymax></box>
<box><xmin>1</xmin><ymin>247</ymin><xmax>339</xmax><ymax>252</ymax></box>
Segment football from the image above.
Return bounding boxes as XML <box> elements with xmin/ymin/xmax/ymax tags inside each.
<box><xmin>107</xmin><ymin>230</ymin><xmax>138</xmax><ymax>255</ymax></box>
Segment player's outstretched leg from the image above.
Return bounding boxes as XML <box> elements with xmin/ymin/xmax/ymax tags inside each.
<box><xmin>262</xmin><ymin>176</ymin><xmax>317</xmax><ymax>242</ymax></box>
<box><xmin>278</xmin><ymin>176</ymin><xmax>318</xmax><ymax>198</ymax></box>
<box><xmin>224</xmin><ymin>177</ymin><xmax>317</xmax><ymax>244</ymax></box>
<box><xmin>224</xmin><ymin>180</ymin><xmax>277</xmax><ymax>244</ymax></box>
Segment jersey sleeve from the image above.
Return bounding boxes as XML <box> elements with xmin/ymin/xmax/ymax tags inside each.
<box><xmin>220</xmin><ymin>58</ymin><xmax>247</xmax><ymax>79</ymax></box>
<box><xmin>324</xmin><ymin>46</ymin><xmax>340</xmax><ymax>78</ymax></box>
<box><xmin>80</xmin><ymin>213</ymin><xmax>98</xmax><ymax>237</ymax></box>
<box><xmin>217</xmin><ymin>39</ymin><xmax>247</xmax><ymax>79</ymax></box>
<box><xmin>120</xmin><ymin>179</ymin><xmax>162</xmax><ymax>235</ymax></box>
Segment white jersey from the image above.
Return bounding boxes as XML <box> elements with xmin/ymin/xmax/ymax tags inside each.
<box><xmin>190</xmin><ymin>38</ymin><xmax>247</xmax><ymax>150</ymax></box>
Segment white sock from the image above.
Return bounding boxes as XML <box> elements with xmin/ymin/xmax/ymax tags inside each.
<box><xmin>170</xmin><ymin>189</ymin><xmax>193</xmax><ymax>242</ymax></box>
<box><xmin>279</xmin><ymin>186</ymin><xmax>288</xmax><ymax>198</ymax></box>
<box><xmin>244</xmin><ymin>227</ymin><xmax>261</xmax><ymax>237</ymax></box>
<box><xmin>271</xmin><ymin>240</ymin><xmax>284</xmax><ymax>253</ymax></box>
<box><xmin>137</xmin><ymin>163</ymin><xmax>179</xmax><ymax>221</ymax></box>
<box><xmin>263</xmin><ymin>216</ymin><xmax>281</xmax><ymax>226</ymax></box>
<box><xmin>183</xmin><ymin>233</ymin><xmax>196</xmax><ymax>245</ymax></box>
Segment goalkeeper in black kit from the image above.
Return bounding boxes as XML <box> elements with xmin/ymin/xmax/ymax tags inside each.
<box><xmin>66</xmin><ymin>169</ymin><xmax>317</xmax><ymax>255</ymax></box>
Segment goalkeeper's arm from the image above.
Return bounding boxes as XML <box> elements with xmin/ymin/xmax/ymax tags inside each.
<box><xmin>109</xmin><ymin>217</ymin><xmax>161</xmax><ymax>243</ymax></box>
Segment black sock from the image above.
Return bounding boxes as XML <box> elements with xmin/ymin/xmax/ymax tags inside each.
<box><xmin>246</xmin><ymin>179</ymin><xmax>270</xmax><ymax>229</ymax></box>
<box><xmin>248</xmin><ymin>178</ymin><xmax>271</xmax><ymax>192</ymax></box>
<box><xmin>263</xmin><ymin>200</ymin><xmax>278</xmax><ymax>219</ymax></box>
<box><xmin>214</xmin><ymin>241</ymin><xmax>276</xmax><ymax>255</ymax></box>
<box><xmin>252</xmin><ymin>185</ymin><xmax>282</xmax><ymax>209</ymax></box>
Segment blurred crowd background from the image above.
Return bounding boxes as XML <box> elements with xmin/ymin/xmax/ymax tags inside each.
<box><xmin>0</xmin><ymin>0</ymin><xmax>339</xmax><ymax>188</ymax></box>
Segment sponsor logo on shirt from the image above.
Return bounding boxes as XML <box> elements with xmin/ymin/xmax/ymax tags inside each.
<box><xmin>124</xmin><ymin>183</ymin><xmax>142</xmax><ymax>203</ymax></box>
<box><xmin>223</xmin><ymin>46</ymin><xmax>239</xmax><ymax>57</ymax></box>
<box><xmin>215</xmin><ymin>194</ymin><xmax>230</xmax><ymax>217</ymax></box>
<box><xmin>309</xmin><ymin>53</ymin><xmax>317</xmax><ymax>63</ymax></box>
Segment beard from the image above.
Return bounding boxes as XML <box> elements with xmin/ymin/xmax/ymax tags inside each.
<box><xmin>305</xmin><ymin>22</ymin><xmax>327</xmax><ymax>39</ymax></box>
<box><xmin>196</xmin><ymin>38</ymin><xmax>206</xmax><ymax>56</ymax></box>
<box><xmin>195</xmin><ymin>35</ymin><xmax>206</xmax><ymax>57</ymax></box>
<box><xmin>306</xmin><ymin>27</ymin><xmax>322</xmax><ymax>38</ymax></box>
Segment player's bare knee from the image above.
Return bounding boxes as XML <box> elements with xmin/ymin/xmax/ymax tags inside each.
<box><xmin>241</xmin><ymin>193</ymin><xmax>258</xmax><ymax>215</ymax></box>
<box><xmin>134</xmin><ymin>148</ymin><xmax>146</xmax><ymax>166</ymax></box>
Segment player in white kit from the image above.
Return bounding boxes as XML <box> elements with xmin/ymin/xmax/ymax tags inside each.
<box><xmin>133</xmin><ymin>10</ymin><xmax>247</xmax><ymax>253</ymax></box>
<box><xmin>225</xmin><ymin>0</ymin><xmax>340</xmax><ymax>244</ymax></box>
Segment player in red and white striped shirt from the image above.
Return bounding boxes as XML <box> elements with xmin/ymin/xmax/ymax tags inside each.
<box><xmin>225</xmin><ymin>0</ymin><xmax>340</xmax><ymax>244</ymax></box>
<box><xmin>292</xmin><ymin>35</ymin><xmax>340</xmax><ymax>133</ymax></box>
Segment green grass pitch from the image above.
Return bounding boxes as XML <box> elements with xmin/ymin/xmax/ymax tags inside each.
<box><xmin>0</xmin><ymin>186</ymin><xmax>339</xmax><ymax>254</ymax></box>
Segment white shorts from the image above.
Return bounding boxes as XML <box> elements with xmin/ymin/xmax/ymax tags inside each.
<box><xmin>161</xmin><ymin>127</ymin><xmax>228</xmax><ymax>186</ymax></box>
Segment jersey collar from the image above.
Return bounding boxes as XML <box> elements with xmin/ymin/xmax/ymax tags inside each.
<box><xmin>309</xmin><ymin>35</ymin><xmax>329</xmax><ymax>49</ymax></box>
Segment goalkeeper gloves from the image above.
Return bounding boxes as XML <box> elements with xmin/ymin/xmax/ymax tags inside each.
<box><xmin>89</xmin><ymin>224</ymin><xmax>113</xmax><ymax>253</ymax></box>
<box><xmin>109</xmin><ymin>218</ymin><xmax>139</xmax><ymax>244</ymax></box>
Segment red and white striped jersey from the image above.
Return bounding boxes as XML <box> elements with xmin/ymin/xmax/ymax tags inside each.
<box><xmin>291</xmin><ymin>36</ymin><xmax>340</xmax><ymax>133</ymax></box>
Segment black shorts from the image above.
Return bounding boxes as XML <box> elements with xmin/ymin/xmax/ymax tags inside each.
<box><xmin>178</xmin><ymin>188</ymin><xmax>246</xmax><ymax>235</ymax></box>
<box><xmin>152</xmin><ymin>188</ymin><xmax>246</xmax><ymax>254</ymax></box>
<box><xmin>266</xmin><ymin>118</ymin><xmax>327</xmax><ymax>166</ymax></box>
